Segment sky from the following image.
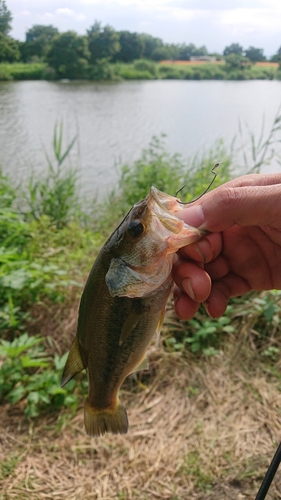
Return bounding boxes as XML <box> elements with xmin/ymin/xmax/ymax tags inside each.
<box><xmin>7</xmin><ymin>0</ymin><xmax>281</xmax><ymax>57</ymax></box>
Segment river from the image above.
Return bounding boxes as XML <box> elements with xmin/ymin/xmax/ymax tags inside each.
<box><xmin>0</xmin><ymin>79</ymin><xmax>281</xmax><ymax>200</ymax></box>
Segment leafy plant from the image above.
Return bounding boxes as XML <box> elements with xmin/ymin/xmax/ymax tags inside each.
<box><xmin>0</xmin><ymin>168</ymin><xmax>16</xmax><ymax>208</ymax></box>
<box><xmin>117</xmin><ymin>135</ymin><xmax>232</xmax><ymax>208</ymax></box>
<box><xmin>165</xmin><ymin>310</ymin><xmax>235</xmax><ymax>355</ymax></box>
<box><xmin>0</xmin><ymin>214</ymin><xmax>82</xmax><ymax>331</ymax></box>
<box><xmin>0</xmin><ymin>333</ymin><xmax>79</xmax><ymax>417</ymax></box>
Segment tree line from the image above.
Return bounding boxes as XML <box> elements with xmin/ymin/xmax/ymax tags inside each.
<box><xmin>1</xmin><ymin>0</ymin><xmax>281</xmax><ymax>79</ymax></box>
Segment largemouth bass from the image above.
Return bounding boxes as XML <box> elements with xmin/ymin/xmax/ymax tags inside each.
<box><xmin>61</xmin><ymin>187</ymin><xmax>205</xmax><ymax>436</ymax></box>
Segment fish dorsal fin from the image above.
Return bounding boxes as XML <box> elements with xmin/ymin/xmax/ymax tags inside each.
<box><xmin>61</xmin><ymin>337</ymin><xmax>86</xmax><ymax>387</ymax></box>
<box><xmin>119</xmin><ymin>308</ymin><xmax>141</xmax><ymax>346</ymax></box>
<box><xmin>132</xmin><ymin>355</ymin><xmax>149</xmax><ymax>373</ymax></box>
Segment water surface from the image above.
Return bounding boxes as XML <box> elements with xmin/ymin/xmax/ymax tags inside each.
<box><xmin>0</xmin><ymin>80</ymin><xmax>281</xmax><ymax>199</ymax></box>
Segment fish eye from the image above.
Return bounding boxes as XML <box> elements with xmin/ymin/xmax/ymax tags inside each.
<box><xmin>127</xmin><ymin>220</ymin><xmax>144</xmax><ymax>238</ymax></box>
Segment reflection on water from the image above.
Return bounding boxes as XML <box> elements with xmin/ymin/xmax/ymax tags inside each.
<box><xmin>0</xmin><ymin>80</ymin><xmax>281</xmax><ymax>199</ymax></box>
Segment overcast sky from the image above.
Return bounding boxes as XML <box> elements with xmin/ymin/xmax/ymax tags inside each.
<box><xmin>8</xmin><ymin>0</ymin><xmax>281</xmax><ymax>57</ymax></box>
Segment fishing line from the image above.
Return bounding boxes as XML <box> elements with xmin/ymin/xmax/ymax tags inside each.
<box><xmin>254</xmin><ymin>441</ymin><xmax>281</xmax><ymax>500</ymax></box>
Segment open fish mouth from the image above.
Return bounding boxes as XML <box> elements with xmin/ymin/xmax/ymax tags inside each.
<box><xmin>105</xmin><ymin>186</ymin><xmax>206</xmax><ymax>298</ymax></box>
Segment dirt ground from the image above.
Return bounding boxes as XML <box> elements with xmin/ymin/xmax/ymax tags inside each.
<box><xmin>1</xmin><ymin>302</ymin><xmax>281</xmax><ymax>500</ymax></box>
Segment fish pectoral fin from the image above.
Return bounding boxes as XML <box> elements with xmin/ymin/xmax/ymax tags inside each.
<box><xmin>156</xmin><ymin>303</ymin><xmax>166</xmax><ymax>336</ymax></box>
<box><xmin>132</xmin><ymin>355</ymin><xmax>149</xmax><ymax>373</ymax></box>
<box><xmin>119</xmin><ymin>309</ymin><xmax>141</xmax><ymax>346</ymax></box>
<box><xmin>61</xmin><ymin>337</ymin><xmax>86</xmax><ymax>387</ymax></box>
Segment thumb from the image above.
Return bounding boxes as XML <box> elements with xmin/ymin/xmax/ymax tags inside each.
<box><xmin>179</xmin><ymin>182</ymin><xmax>281</xmax><ymax>232</ymax></box>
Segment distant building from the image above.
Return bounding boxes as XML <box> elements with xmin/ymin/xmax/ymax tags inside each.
<box><xmin>190</xmin><ymin>56</ymin><xmax>217</xmax><ymax>62</ymax></box>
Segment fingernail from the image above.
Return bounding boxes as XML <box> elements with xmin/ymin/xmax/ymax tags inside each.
<box><xmin>182</xmin><ymin>278</ymin><xmax>196</xmax><ymax>301</ymax></box>
<box><xmin>173</xmin><ymin>294</ymin><xmax>180</xmax><ymax>306</ymax></box>
<box><xmin>178</xmin><ymin>205</ymin><xmax>205</xmax><ymax>228</ymax></box>
<box><xmin>204</xmin><ymin>300</ymin><xmax>213</xmax><ymax>318</ymax></box>
<box><xmin>194</xmin><ymin>243</ymin><xmax>207</xmax><ymax>263</ymax></box>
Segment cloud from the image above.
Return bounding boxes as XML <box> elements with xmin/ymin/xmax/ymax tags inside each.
<box><xmin>80</xmin><ymin>0</ymin><xmax>172</xmax><ymax>5</ymax></box>
<box><xmin>8</xmin><ymin>0</ymin><xmax>281</xmax><ymax>55</ymax></box>
<box><xmin>220</xmin><ymin>7</ymin><xmax>281</xmax><ymax>32</ymax></box>
<box><xmin>38</xmin><ymin>12</ymin><xmax>55</xmax><ymax>21</ymax></box>
<box><xmin>167</xmin><ymin>8</ymin><xmax>205</xmax><ymax>22</ymax></box>
<box><xmin>55</xmin><ymin>8</ymin><xmax>86</xmax><ymax>21</ymax></box>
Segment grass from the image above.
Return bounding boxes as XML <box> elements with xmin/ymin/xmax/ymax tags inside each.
<box><xmin>0</xmin><ymin>60</ymin><xmax>280</xmax><ymax>81</ymax></box>
<box><xmin>0</xmin><ymin>63</ymin><xmax>46</xmax><ymax>81</ymax></box>
<box><xmin>1</xmin><ymin>329</ymin><xmax>281</xmax><ymax>498</ymax></box>
<box><xmin>1</xmin><ymin>119</ymin><xmax>281</xmax><ymax>498</ymax></box>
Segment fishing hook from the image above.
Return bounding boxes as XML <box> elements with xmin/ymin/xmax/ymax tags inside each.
<box><xmin>176</xmin><ymin>162</ymin><xmax>220</xmax><ymax>204</ymax></box>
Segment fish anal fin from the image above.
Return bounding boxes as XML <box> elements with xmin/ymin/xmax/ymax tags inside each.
<box><xmin>84</xmin><ymin>398</ymin><xmax>128</xmax><ymax>436</ymax></box>
<box><xmin>61</xmin><ymin>337</ymin><xmax>86</xmax><ymax>387</ymax></box>
<box><xmin>119</xmin><ymin>309</ymin><xmax>141</xmax><ymax>346</ymax></box>
<box><xmin>133</xmin><ymin>355</ymin><xmax>149</xmax><ymax>373</ymax></box>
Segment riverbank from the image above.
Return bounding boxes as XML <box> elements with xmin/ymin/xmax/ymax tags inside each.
<box><xmin>1</xmin><ymin>132</ymin><xmax>281</xmax><ymax>498</ymax></box>
<box><xmin>0</xmin><ymin>60</ymin><xmax>280</xmax><ymax>81</ymax></box>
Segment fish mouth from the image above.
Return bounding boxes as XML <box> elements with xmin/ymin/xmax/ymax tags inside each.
<box><xmin>148</xmin><ymin>186</ymin><xmax>207</xmax><ymax>248</ymax></box>
<box><xmin>149</xmin><ymin>186</ymin><xmax>182</xmax><ymax>214</ymax></box>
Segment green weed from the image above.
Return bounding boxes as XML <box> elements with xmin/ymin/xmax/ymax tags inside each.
<box><xmin>105</xmin><ymin>135</ymin><xmax>232</xmax><ymax>219</ymax></box>
<box><xmin>0</xmin><ymin>62</ymin><xmax>45</xmax><ymax>81</ymax></box>
<box><xmin>0</xmin><ymin>333</ymin><xmax>80</xmax><ymax>417</ymax></box>
<box><xmin>0</xmin><ymin>455</ymin><xmax>20</xmax><ymax>480</ymax></box>
<box><xmin>178</xmin><ymin>451</ymin><xmax>213</xmax><ymax>491</ymax></box>
<box><xmin>24</xmin><ymin>121</ymin><xmax>79</xmax><ymax>228</ymax></box>
<box><xmin>0</xmin><ymin>61</ymin><xmax>279</xmax><ymax>82</ymax></box>
<box><xmin>165</xmin><ymin>310</ymin><xmax>235</xmax><ymax>355</ymax></box>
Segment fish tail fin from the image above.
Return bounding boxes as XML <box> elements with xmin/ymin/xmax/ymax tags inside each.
<box><xmin>84</xmin><ymin>398</ymin><xmax>128</xmax><ymax>437</ymax></box>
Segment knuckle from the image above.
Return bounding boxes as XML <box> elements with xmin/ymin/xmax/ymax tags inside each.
<box><xmin>219</xmin><ymin>186</ymin><xmax>241</xmax><ymax>210</ymax></box>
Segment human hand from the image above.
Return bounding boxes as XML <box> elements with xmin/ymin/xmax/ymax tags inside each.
<box><xmin>173</xmin><ymin>173</ymin><xmax>281</xmax><ymax>319</ymax></box>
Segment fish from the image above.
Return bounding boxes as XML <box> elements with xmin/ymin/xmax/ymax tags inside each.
<box><xmin>61</xmin><ymin>186</ymin><xmax>206</xmax><ymax>437</ymax></box>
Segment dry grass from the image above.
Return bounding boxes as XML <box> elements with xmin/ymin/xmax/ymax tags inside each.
<box><xmin>1</xmin><ymin>302</ymin><xmax>281</xmax><ymax>499</ymax></box>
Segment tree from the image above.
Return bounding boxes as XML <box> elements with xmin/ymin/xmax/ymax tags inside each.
<box><xmin>0</xmin><ymin>0</ymin><xmax>12</xmax><ymax>35</ymax></box>
<box><xmin>244</xmin><ymin>46</ymin><xmax>266</xmax><ymax>62</ymax></box>
<box><xmin>114</xmin><ymin>31</ymin><xmax>144</xmax><ymax>62</ymax></box>
<box><xmin>0</xmin><ymin>32</ymin><xmax>20</xmax><ymax>62</ymax></box>
<box><xmin>178</xmin><ymin>43</ymin><xmax>208</xmax><ymax>60</ymax></box>
<box><xmin>46</xmin><ymin>31</ymin><xmax>90</xmax><ymax>79</ymax></box>
<box><xmin>269</xmin><ymin>46</ymin><xmax>281</xmax><ymax>62</ymax></box>
<box><xmin>225</xmin><ymin>53</ymin><xmax>252</xmax><ymax>69</ymax></box>
<box><xmin>139</xmin><ymin>33</ymin><xmax>163</xmax><ymax>60</ymax></box>
<box><xmin>21</xmin><ymin>25</ymin><xmax>59</xmax><ymax>61</ymax></box>
<box><xmin>223</xmin><ymin>43</ymin><xmax>243</xmax><ymax>56</ymax></box>
<box><xmin>150</xmin><ymin>45</ymin><xmax>178</xmax><ymax>61</ymax></box>
<box><xmin>87</xmin><ymin>22</ymin><xmax>120</xmax><ymax>63</ymax></box>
